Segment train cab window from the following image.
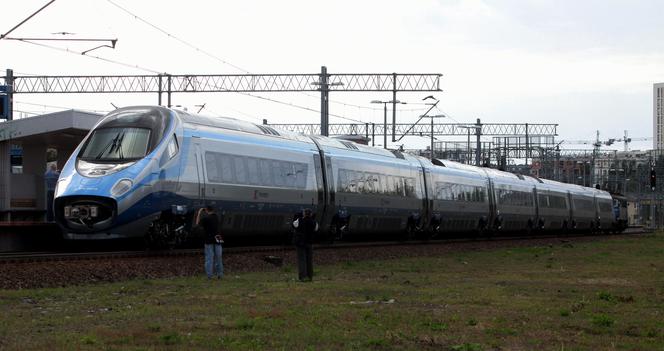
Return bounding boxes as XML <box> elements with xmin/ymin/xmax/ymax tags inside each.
<box><xmin>80</xmin><ymin>127</ymin><xmax>151</xmax><ymax>161</ymax></box>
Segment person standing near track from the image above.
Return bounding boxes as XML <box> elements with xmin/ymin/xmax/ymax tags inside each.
<box><xmin>293</xmin><ymin>208</ymin><xmax>318</xmax><ymax>281</ymax></box>
<box><xmin>44</xmin><ymin>164</ymin><xmax>60</xmax><ymax>222</ymax></box>
<box><xmin>197</xmin><ymin>205</ymin><xmax>223</xmax><ymax>279</ymax></box>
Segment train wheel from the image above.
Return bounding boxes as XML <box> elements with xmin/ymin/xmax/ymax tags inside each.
<box><xmin>145</xmin><ymin>219</ymin><xmax>180</xmax><ymax>249</ymax></box>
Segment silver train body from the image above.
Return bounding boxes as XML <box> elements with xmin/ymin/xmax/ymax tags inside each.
<box><xmin>54</xmin><ymin>106</ymin><xmax>625</xmax><ymax>243</ymax></box>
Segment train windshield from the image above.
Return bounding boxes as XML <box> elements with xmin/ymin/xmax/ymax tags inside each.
<box><xmin>79</xmin><ymin>127</ymin><xmax>151</xmax><ymax>161</ymax></box>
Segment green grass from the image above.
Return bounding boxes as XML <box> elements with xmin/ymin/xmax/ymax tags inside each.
<box><xmin>1</xmin><ymin>233</ymin><xmax>664</xmax><ymax>350</ymax></box>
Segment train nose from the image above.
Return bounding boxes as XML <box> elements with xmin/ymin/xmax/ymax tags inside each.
<box><xmin>55</xmin><ymin>196</ymin><xmax>117</xmax><ymax>232</ymax></box>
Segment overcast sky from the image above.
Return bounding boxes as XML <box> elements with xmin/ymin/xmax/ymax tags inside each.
<box><xmin>2</xmin><ymin>0</ymin><xmax>663</xmax><ymax>151</ymax></box>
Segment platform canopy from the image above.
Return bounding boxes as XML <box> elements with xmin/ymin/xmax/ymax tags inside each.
<box><xmin>0</xmin><ymin>109</ymin><xmax>103</xmax><ymax>144</ymax></box>
<box><xmin>0</xmin><ymin>110</ymin><xmax>104</xmax><ymax>221</ymax></box>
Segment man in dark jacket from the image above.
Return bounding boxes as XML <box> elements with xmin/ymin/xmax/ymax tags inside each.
<box><xmin>199</xmin><ymin>205</ymin><xmax>223</xmax><ymax>279</ymax></box>
<box><xmin>293</xmin><ymin>208</ymin><xmax>318</xmax><ymax>281</ymax></box>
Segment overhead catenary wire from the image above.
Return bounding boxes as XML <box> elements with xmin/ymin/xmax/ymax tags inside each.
<box><xmin>104</xmin><ymin>0</ymin><xmax>388</xmax><ymax>122</ymax></box>
<box><xmin>11</xmin><ymin>39</ymin><xmax>367</xmax><ymax>122</ymax></box>
<box><xmin>15</xmin><ymin>100</ymin><xmax>109</xmax><ymax>114</ymax></box>
<box><xmin>16</xmin><ymin>39</ymin><xmax>162</xmax><ymax>74</ymax></box>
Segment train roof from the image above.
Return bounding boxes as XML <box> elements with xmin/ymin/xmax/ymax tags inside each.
<box><xmin>176</xmin><ymin>110</ymin><xmax>314</xmax><ymax>144</ymax></box>
<box><xmin>176</xmin><ymin>109</ymin><xmax>417</xmax><ymax>162</ymax></box>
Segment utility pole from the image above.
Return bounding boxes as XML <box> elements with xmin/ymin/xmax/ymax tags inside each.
<box><xmin>392</xmin><ymin>72</ymin><xmax>397</xmax><ymax>142</ymax></box>
<box><xmin>320</xmin><ymin>66</ymin><xmax>329</xmax><ymax>136</ymax></box>
<box><xmin>475</xmin><ymin>118</ymin><xmax>482</xmax><ymax>166</ymax></box>
<box><xmin>371</xmin><ymin>99</ymin><xmax>405</xmax><ymax>148</ymax></box>
<box><xmin>591</xmin><ymin>130</ymin><xmax>600</xmax><ymax>187</ymax></box>
<box><xmin>4</xmin><ymin>69</ymin><xmax>13</xmax><ymax>121</ymax></box>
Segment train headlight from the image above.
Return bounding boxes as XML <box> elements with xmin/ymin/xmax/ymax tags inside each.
<box><xmin>111</xmin><ymin>179</ymin><xmax>133</xmax><ymax>197</ymax></box>
<box><xmin>54</xmin><ymin>178</ymin><xmax>69</xmax><ymax>197</ymax></box>
<box><xmin>77</xmin><ymin>159</ymin><xmax>135</xmax><ymax>177</ymax></box>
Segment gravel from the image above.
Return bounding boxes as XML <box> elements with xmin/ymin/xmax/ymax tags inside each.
<box><xmin>0</xmin><ymin>234</ymin><xmax>639</xmax><ymax>290</ymax></box>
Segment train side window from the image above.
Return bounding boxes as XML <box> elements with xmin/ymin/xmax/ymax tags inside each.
<box><xmin>272</xmin><ymin>160</ymin><xmax>285</xmax><ymax>186</ymax></box>
<box><xmin>404</xmin><ymin>178</ymin><xmax>415</xmax><ymax>197</ymax></box>
<box><xmin>379</xmin><ymin>174</ymin><xmax>387</xmax><ymax>195</ymax></box>
<box><xmin>363</xmin><ymin>173</ymin><xmax>373</xmax><ymax>194</ymax></box>
<box><xmin>220</xmin><ymin>154</ymin><xmax>234</xmax><ymax>183</ymax></box>
<box><xmin>355</xmin><ymin>172</ymin><xmax>366</xmax><ymax>194</ymax></box>
<box><xmin>283</xmin><ymin>163</ymin><xmax>297</xmax><ymax>188</ymax></box>
<box><xmin>205</xmin><ymin>152</ymin><xmax>221</xmax><ymax>183</ymax></box>
<box><xmin>395</xmin><ymin>177</ymin><xmax>405</xmax><ymax>196</ymax></box>
<box><xmin>246</xmin><ymin>157</ymin><xmax>260</xmax><ymax>185</ymax></box>
<box><xmin>337</xmin><ymin>169</ymin><xmax>348</xmax><ymax>192</ymax></box>
<box><xmin>350</xmin><ymin>170</ymin><xmax>357</xmax><ymax>193</ymax></box>
<box><xmin>233</xmin><ymin>156</ymin><xmax>247</xmax><ymax>184</ymax></box>
<box><xmin>293</xmin><ymin>163</ymin><xmax>308</xmax><ymax>189</ymax></box>
<box><xmin>259</xmin><ymin>159</ymin><xmax>272</xmax><ymax>186</ymax></box>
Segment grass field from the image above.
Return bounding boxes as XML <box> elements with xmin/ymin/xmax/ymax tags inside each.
<box><xmin>1</xmin><ymin>234</ymin><xmax>664</xmax><ymax>350</ymax></box>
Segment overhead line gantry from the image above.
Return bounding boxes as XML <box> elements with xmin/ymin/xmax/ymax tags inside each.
<box><xmin>1</xmin><ymin>67</ymin><xmax>441</xmax><ymax>136</ymax></box>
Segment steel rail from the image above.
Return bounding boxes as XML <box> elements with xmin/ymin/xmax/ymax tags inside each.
<box><xmin>0</xmin><ymin>229</ymin><xmax>649</xmax><ymax>264</ymax></box>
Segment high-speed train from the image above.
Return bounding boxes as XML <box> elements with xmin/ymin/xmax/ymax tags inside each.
<box><xmin>54</xmin><ymin>106</ymin><xmax>626</xmax><ymax>245</ymax></box>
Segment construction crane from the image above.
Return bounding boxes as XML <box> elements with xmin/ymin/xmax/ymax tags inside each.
<box><xmin>563</xmin><ymin>130</ymin><xmax>652</xmax><ymax>152</ymax></box>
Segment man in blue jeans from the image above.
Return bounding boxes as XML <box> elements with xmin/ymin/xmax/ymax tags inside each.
<box><xmin>199</xmin><ymin>205</ymin><xmax>223</xmax><ymax>279</ymax></box>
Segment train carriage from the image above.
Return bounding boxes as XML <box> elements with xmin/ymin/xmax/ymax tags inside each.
<box><xmin>593</xmin><ymin>189</ymin><xmax>614</xmax><ymax>232</ymax></box>
<box><xmin>423</xmin><ymin>159</ymin><xmax>491</xmax><ymax>234</ymax></box>
<box><xmin>178</xmin><ymin>112</ymin><xmax>322</xmax><ymax>237</ymax></box>
<box><xmin>536</xmin><ymin>179</ymin><xmax>573</xmax><ymax>231</ymax></box>
<box><xmin>54</xmin><ymin>106</ymin><xmax>624</xmax><ymax>244</ymax></box>
<box><xmin>484</xmin><ymin>169</ymin><xmax>538</xmax><ymax>233</ymax></box>
<box><xmin>567</xmin><ymin>185</ymin><xmax>598</xmax><ymax>231</ymax></box>
<box><xmin>312</xmin><ymin>136</ymin><xmax>425</xmax><ymax>238</ymax></box>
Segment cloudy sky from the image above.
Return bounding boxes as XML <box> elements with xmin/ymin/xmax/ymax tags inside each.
<box><xmin>2</xmin><ymin>0</ymin><xmax>663</xmax><ymax>151</ymax></box>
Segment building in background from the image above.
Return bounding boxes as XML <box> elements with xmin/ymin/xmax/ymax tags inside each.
<box><xmin>655</xmin><ymin>83</ymin><xmax>664</xmax><ymax>149</ymax></box>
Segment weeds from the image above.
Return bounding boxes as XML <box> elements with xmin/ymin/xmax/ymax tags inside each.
<box><xmin>451</xmin><ymin>343</ymin><xmax>483</xmax><ymax>351</ymax></box>
<box><xmin>591</xmin><ymin>314</ymin><xmax>615</xmax><ymax>328</ymax></box>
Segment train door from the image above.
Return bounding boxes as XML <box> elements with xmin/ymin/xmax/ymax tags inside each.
<box><xmin>567</xmin><ymin>191</ymin><xmax>574</xmax><ymax>229</ymax></box>
<box><xmin>324</xmin><ymin>155</ymin><xmax>336</xmax><ymax>226</ymax></box>
<box><xmin>533</xmin><ymin>187</ymin><xmax>540</xmax><ymax>229</ymax></box>
<box><xmin>194</xmin><ymin>143</ymin><xmax>206</xmax><ymax>206</ymax></box>
<box><xmin>422</xmin><ymin>167</ymin><xmax>432</xmax><ymax>229</ymax></box>
<box><xmin>313</xmin><ymin>153</ymin><xmax>327</xmax><ymax>222</ymax></box>
<box><xmin>486</xmin><ymin>178</ymin><xmax>498</xmax><ymax>231</ymax></box>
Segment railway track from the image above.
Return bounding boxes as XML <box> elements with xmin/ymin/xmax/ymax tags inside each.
<box><xmin>0</xmin><ymin>227</ymin><xmax>651</xmax><ymax>264</ymax></box>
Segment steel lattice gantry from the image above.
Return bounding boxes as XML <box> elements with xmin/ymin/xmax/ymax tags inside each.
<box><xmin>1</xmin><ymin>67</ymin><xmax>442</xmax><ymax>136</ymax></box>
<box><xmin>268</xmin><ymin>122</ymin><xmax>558</xmax><ymax>137</ymax></box>
<box><xmin>8</xmin><ymin>73</ymin><xmax>441</xmax><ymax>93</ymax></box>
<box><xmin>268</xmin><ymin>121</ymin><xmax>557</xmax><ymax>168</ymax></box>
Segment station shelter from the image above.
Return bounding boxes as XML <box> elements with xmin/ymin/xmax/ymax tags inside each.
<box><xmin>0</xmin><ymin>110</ymin><xmax>102</xmax><ymax>222</ymax></box>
